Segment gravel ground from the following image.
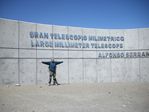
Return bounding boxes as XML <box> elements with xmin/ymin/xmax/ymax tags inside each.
<box><xmin>0</xmin><ymin>83</ymin><xmax>149</xmax><ymax>112</ymax></box>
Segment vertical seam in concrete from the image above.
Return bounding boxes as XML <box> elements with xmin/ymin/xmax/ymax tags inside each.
<box><xmin>35</xmin><ymin>24</ymin><xmax>38</xmax><ymax>85</ymax></box>
<box><xmin>82</xmin><ymin>28</ymin><xmax>84</xmax><ymax>83</ymax></box>
<box><xmin>123</xmin><ymin>30</ymin><xmax>126</xmax><ymax>82</ymax></box>
<box><xmin>18</xmin><ymin>20</ymin><xmax>20</xmax><ymax>84</ymax></box>
<box><xmin>52</xmin><ymin>25</ymin><xmax>54</xmax><ymax>58</ymax></box>
<box><xmin>110</xmin><ymin>58</ymin><xmax>112</xmax><ymax>82</ymax></box>
<box><xmin>67</xmin><ymin>26</ymin><xmax>70</xmax><ymax>84</ymax></box>
<box><xmin>137</xmin><ymin>29</ymin><xmax>141</xmax><ymax>82</ymax></box>
<box><xmin>95</xmin><ymin>29</ymin><xmax>98</xmax><ymax>83</ymax></box>
<box><xmin>108</xmin><ymin>30</ymin><xmax>112</xmax><ymax>82</ymax></box>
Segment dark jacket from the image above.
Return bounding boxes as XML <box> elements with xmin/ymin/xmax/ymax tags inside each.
<box><xmin>42</xmin><ymin>61</ymin><xmax>63</xmax><ymax>73</ymax></box>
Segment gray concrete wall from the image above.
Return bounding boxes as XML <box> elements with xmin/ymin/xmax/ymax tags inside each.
<box><xmin>0</xmin><ymin>18</ymin><xmax>149</xmax><ymax>85</ymax></box>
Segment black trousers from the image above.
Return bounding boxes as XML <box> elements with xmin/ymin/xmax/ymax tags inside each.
<box><xmin>49</xmin><ymin>71</ymin><xmax>57</xmax><ymax>84</ymax></box>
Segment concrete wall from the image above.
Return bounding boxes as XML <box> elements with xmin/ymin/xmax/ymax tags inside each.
<box><xmin>0</xmin><ymin>18</ymin><xmax>149</xmax><ymax>85</ymax></box>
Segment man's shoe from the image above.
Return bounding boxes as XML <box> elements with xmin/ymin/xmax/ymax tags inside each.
<box><xmin>56</xmin><ymin>83</ymin><xmax>60</xmax><ymax>85</ymax></box>
<box><xmin>53</xmin><ymin>82</ymin><xmax>56</xmax><ymax>85</ymax></box>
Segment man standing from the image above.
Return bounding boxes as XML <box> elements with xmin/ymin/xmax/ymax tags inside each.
<box><xmin>42</xmin><ymin>58</ymin><xmax>63</xmax><ymax>86</ymax></box>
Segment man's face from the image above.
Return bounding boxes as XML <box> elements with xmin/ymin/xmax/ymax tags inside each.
<box><xmin>51</xmin><ymin>58</ymin><xmax>54</xmax><ymax>62</ymax></box>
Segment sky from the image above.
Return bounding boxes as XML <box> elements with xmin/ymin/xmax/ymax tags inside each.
<box><xmin>0</xmin><ymin>0</ymin><xmax>149</xmax><ymax>29</ymax></box>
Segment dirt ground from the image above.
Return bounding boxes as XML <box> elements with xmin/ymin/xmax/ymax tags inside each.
<box><xmin>0</xmin><ymin>83</ymin><xmax>149</xmax><ymax>112</ymax></box>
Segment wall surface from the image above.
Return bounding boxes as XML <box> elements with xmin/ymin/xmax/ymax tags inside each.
<box><xmin>0</xmin><ymin>18</ymin><xmax>149</xmax><ymax>85</ymax></box>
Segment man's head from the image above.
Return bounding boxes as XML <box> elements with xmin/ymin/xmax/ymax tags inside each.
<box><xmin>51</xmin><ymin>58</ymin><xmax>54</xmax><ymax>62</ymax></box>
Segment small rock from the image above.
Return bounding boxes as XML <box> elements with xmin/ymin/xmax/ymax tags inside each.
<box><xmin>2</xmin><ymin>104</ymin><xmax>5</xmax><ymax>106</ymax></box>
<box><xmin>15</xmin><ymin>84</ymin><xmax>21</xmax><ymax>86</ymax></box>
<box><xmin>108</xmin><ymin>91</ymin><xmax>111</xmax><ymax>94</ymax></box>
<box><xmin>127</xmin><ymin>101</ymin><xmax>131</xmax><ymax>104</ymax></box>
<box><xmin>39</xmin><ymin>86</ymin><xmax>42</xmax><ymax>88</ymax></box>
<box><xmin>122</xmin><ymin>104</ymin><xmax>127</xmax><ymax>107</ymax></box>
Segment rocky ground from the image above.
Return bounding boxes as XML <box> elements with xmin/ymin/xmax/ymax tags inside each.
<box><xmin>0</xmin><ymin>83</ymin><xmax>149</xmax><ymax>112</ymax></box>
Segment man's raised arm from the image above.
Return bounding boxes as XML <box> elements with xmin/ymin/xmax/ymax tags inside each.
<box><xmin>42</xmin><ymin>61</ymin><xmax>51</xmax><ymax>65</ymax></box>
<box><xmin>55</xmin><ymin>61</ymin><xmax>63</xmax><ymax>65</ymax></box>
